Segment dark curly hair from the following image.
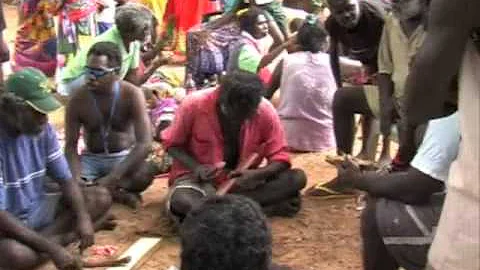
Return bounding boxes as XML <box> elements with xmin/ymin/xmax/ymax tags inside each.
<box><xmin>87</xmin><ymin>41</ymin><xmax>123</xmax><ymax>71</ymax></box>
<box><xmin>219</xmin><ymin>71</ymin><xmax>263</xmax><ymax>121</ymax></box>
<box><xmin>0</xmin><ymin>93</ymin><xmax>45</xmax><ymax>137</ymax></box>
<box><xmin>297</xmin><ymin>18</ymin><xmax>329</xmax><ymax>53</ymax></box>
<box><xmin>180</xmin><ymin>195</ymin><xmax>272</xmax><ymax>270</ymax></box>
<box><xmin>238</xmin><ymin>7</ymin><xmax>268</xmax><ymax>36</ymax></box>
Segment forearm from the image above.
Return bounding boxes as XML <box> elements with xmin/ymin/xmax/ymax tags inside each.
<box><xmin>0</xmin><ymin>211</ymin><xmax>63</xmax><ymax>255</ymax></box>
<box><xmin>267</xmin><ymin>20</ymin><xmax>285</xmax><ymax>47</ymax></box>
<box><xmin>61</xmin><ymin>181</ymin><xmax>91</xmax><ymax>222</ymax></box>
<box><xmin>109</xmin><ymin>142</ymin><xmax>151</xmax><ymax>182</ymax></box>
<box><xmin>377</xmin><ymin>73</ymin><xmax>395</xmax><ymax>135</ymax></box>
<box><xmin>258</xmin><ymin>42</ymin><xmax>287</xmax><ymax>71</ymax></box>
<box><xmin>330</xmin><ymin>51</ymin><xmax>342</xmax><ymax>88</ymax></box>
<box><xmin>353</xmin><ymin>169</ymin><xmax>444</xmax><ymax>204</ymax></box>
<box><xmin>65</xmin><ymin>146</ymin><xmax>82</xmax><ymax>182</ymax></box>
<box><xmin>253</xmin><ymin>161</ymin><xmax>290</xmax><ymax>180</ymax></box>
<box><xmin>138</xmin><ymin>63</ymin><xmax>163</xmax><ymax>85</ymax></box>
<box><xmin>167</xmin><ymin>146</ymin><xmax>200</xmax><ymax>171</ymax></box>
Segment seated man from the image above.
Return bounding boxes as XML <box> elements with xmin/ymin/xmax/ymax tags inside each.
<box><xmin>59</xmin><ymin>3</ymin><xmax>170</xmax><ymax>95</ymax></box>
<box><xmin>326</xmin><ymin>0</ymin><xmax>389</xmax><ymax>162</ymax></box>
<box><xmin>334</xmin><ymin>111</ymin><xmax>460</xmax><ymax>270</ymax></box>
<box><xmin>179</xmin><ymin>195</ymin><xmax>293</xmax><ymax>270</ymax></box>
<box><xmin>161</xmin><ymin>71</ymin><xmax>306</xmax><ymax>222</ymax></box>
<box><xmin>65</xmin><ymin>42</ymin><xmax>155</xmax><ymax>208</ymax></box>
<box><xmin>0</xmin><ymin>68</ymin><xmax>112</xmax><ymax>270</ymax></box>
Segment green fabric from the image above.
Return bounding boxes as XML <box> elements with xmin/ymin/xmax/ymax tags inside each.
<box><xmin>61</xmin><ymin>26</ymin><xmax>141</xmax><ymax>83</ymax></box>
<box><xmin>237</xmin><ymin>44</ymin><xmax>261</xmax><ymax>73</ymax></box>
<box><xmin>6</xmin><ymin>68</ymin><xmax>62</xmax><ymax>114</ymax></box>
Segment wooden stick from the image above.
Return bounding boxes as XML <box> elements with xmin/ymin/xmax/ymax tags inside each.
<box><xmin>216</xmin><ymin>152</ymin><xmax>259</xmax><ymax>196</ymax></box>
<box><xmin>105</xmin><ymin>237</ymin><xmax>162</xmax><ymax>270</ymax></box>
<box><xmin>83</xmin><ymin>256</ymin><xmax>131</xmax><ymax>268</ymax></box>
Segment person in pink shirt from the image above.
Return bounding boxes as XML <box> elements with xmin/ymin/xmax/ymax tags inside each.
<box><xmin>161</xmin><ymin>71</ymin><xmax>306</xmax><ymax>222</ymax></box>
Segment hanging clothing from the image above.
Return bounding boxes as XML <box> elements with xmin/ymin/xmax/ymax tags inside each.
<box><xmin>13</xmin><ymin>0</ymin><xmax>58</xmax><ymax>76</ymax></box>
<box><xmin>57</xmin><ymin>0</ymin><xmax>97</xmax><ymax>57</ymax></box>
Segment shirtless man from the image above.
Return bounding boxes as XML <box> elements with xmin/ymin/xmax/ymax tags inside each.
<box><xmin>65</xmin><ymin>41</ymin><xmax>154</xmax><ymax>208</ymax></box>
<box><xmin>403</xmin><ymin>0</ymin><xmax>480</xmax><ymax>268</ymax></box>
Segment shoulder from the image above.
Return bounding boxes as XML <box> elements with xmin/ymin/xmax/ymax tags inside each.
<box><xmin>67</xmin><ymin>88</ymin><xmax>89</xmax><ymax>111</ymax></box>
<box><xmin>180</xmin><ymin>88</ymin><xmax>217</xmax><ymax>112</ymax></box>
<box><xmin>325</xmin><ymin>16</ymin><xmax>338</xmax><ymax>34</ymax></box>
<box><xmin>360</xmin><ymin>0</ymin><xmax>387</xmax><ymax>21</ymax></box>
<box><xmin>255</xmin><ymin>98</ymin><xmax>280</xmax><ymax>122</ymax></box>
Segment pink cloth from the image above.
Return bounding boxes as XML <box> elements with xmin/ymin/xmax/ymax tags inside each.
<box><xmin>161</xmin><ymin>88</ymin><xmax>290</xmax><ymax>186</ymax></box>
<box><xmin>277</xmin><ymin>51</ymin><xmax>337</xmax><ymax>152</ymax></box>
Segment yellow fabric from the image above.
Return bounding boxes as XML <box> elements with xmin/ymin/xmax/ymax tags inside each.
<box><xmin>141</xmin><ymin>0</ymin><xmax>168</xmax><ymax>28</ymax></box>
<box><xmin>363</xmin><ymin>84</ymin><xmax>380</xmax><ymax>118</ymax></box>
<box><xmin>377</xmin><ymin>13</ymin><xmax>426</xmax><ymax>100</ymax></box>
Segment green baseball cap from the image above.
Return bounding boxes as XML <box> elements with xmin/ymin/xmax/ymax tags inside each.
<box><xmin>5</xmin><ymin>67</ymin><xmax>62</xmax><ymax>114</ymax></box>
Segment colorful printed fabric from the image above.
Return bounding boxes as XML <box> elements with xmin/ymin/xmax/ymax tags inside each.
<box><xmin>13</xmin><ymin>0</ymin><xmax>58</xmax><ymax>76</ymax></box>
<box><xmin>186</xmin><ymin>22</ymin><xmax>241</xmax><ymax>85</ymax></box>
<box><xmin>57</xmin><ymin>0</ymin><xmax>97</xmax><ymax>56</ymax></box>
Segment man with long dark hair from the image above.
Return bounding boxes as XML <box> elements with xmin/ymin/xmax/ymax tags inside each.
<box><xmin>162</xmin><ymin>71</ymin><xmax>306</xmax><ymax>222</ymax></box>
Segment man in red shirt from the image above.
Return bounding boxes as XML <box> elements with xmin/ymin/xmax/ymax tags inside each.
<box><xmin>161</xmin><ymin>71</ymin><xmax>306</xmax><ymax>221</ymax></box>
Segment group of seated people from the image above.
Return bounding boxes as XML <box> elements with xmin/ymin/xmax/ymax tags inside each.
<box><xmin>0</xmin><ymin>0</ymin><xmax>478</xmax><ymax>269</ymax></box>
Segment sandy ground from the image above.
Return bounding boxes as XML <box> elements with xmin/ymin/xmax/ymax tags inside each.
<box><xmin>37</xmin><ymin>153</ymin><xmax>363</xmax><ymax>270</ymax></box>
<box><xmin>3</xmin><ymin>4</ymin><xmax>364</xmax><ymax>270</ymax></box>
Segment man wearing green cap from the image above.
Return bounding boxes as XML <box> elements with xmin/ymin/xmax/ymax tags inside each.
<box><xmin>0</xmin><ymin>67</ymin><xmax>112</xmax><ymax>270</ymax></box>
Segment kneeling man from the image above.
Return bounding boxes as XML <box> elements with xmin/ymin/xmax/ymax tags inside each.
<box><xmin>161</xmin><ymin>71</ymin><xmax>306</xmax><ymax>222</ymax></box>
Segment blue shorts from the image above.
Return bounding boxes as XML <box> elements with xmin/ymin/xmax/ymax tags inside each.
<box><xmin>80</xmin><ymin>150</ymin><xmax>130</xmax><ymax>182</ymax></box>
<box><xmin>24</xmin><ymin>192</ymin><xmax>61</xmax><ymax>230</ymax></box>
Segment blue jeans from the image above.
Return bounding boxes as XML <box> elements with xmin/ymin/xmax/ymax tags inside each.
<box><xmin>80</xmin><ymin>150</ymin><xmax>130</xmax><ymax>182</ymax></box>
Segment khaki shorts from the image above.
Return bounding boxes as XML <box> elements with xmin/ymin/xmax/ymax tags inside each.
<box><xmin>363</xmin><ymin>84</ymin><xmax>380</xmax><ymax>118</ymax></box>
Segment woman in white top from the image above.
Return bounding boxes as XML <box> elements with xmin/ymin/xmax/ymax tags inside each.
<box><xmin>267</xmin><ymin>15</ymin><xmax>337</xmax><ymax>152</ymax></box>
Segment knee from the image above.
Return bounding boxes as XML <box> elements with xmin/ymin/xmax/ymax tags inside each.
<box><xmin>332</xmin><ymin>87</ymin><xmax>349</xmax><ymax>112</ymax></box>
<box><xmin>288</xmin><ymin>168</ymin><xmax>307</xmax><ymax>191</ymax></box>
<box><xmin>128</xmin><ymin>175</ymin><xmax>154</xmax><ymax>193</ymax></box>
<box><xmin>0</xmin><ymin>240</ymin><xmax>39</xmax><ymax>270</ymax></box>
<box><xmin>169</xmin><ymin>190</ymin><xmax>202</xmax><ymax>216</ymax></box>
<box><xmin>93</xmin><ymin>186</ymin><xmax>113</xmax><ymax>212</ymax></box>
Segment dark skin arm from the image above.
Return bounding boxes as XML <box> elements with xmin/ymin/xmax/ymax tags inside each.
<box><xmin>0</xmin><ymin>211</ymin><xmax>81</xmax><ymax>269</ymax></box>
<box><xmin>257</xmin><ymin>35</ymin><xmax>295</xmax><ymax>72</ymax></box>
<box><xmin>167</xmin><ymin>146</ymin><xmax>225</xmax><ymax>182</ymax></box>
<box><xmin>329</xmin><ymin>38</ymin><xmax>342</xmax><ymax>88</ymax></box>
<box><xmin>124</xmin><ymin>53</ymin><xmax>171</xmax><ymax>86</ymax></box>
<box><xmin>65</xmin><ymin>93</ymin><xmax>83</xmax><ymax>183</ymax></box>
<box><xmin>377</xmin><ymin>73</ymin><xmax>395</xmax><ymax>136</ymax></box>
<box><xmin>231</xmin><ymin>161</ymin><xmax>289</xmax><ymax>190</ymax></box>
<box><xmin>404</xmin><ymin>0</ymin><xmax>479</xmax><ymax>125</ymax></box>
<box><xmin>99</xmin><ymin>84</ymin><xmax>153</xmax><ymax>187</ymax></box>
<box><xmin>265</xmin><ymin>59</ymin><xmax>283</xmax><ymax>99</ymax></box>
<box><xmin>59</xmin><ymin>180</ymin><xmax>94</xmax><ymax>251</ymax></box>
<box><xmin>337</xmin><ymin>159</ymin><xmax>444</xmax><ymax>205</ymax></box>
